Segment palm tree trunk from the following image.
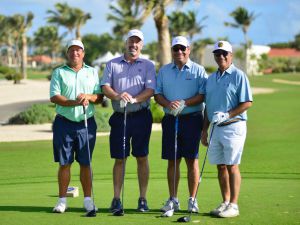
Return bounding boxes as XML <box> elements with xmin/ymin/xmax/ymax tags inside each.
<box><xmin>154</xmin><ymin>9</ymin><xmax>171</xmax><ymax>67</ymax></box>
<box><xmin>21</xmin><ymin>33</ymin><xmax>27</xmax><ymax>80</ymax></box>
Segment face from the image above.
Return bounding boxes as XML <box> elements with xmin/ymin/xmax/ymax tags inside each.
<box><xmin>213</xmin><ymin>50</ymin><xmax>232</xmax><ymax>71</ymax></box>
<box><xmin>67</xmin><ymin>45</ymin><xmax>85</xmax><ymax>67</ymax></box>
<box><xmin>125</xmin><ymin>36</ymin><xmax>143</xmax><ymax>58</ymax></box>
<box><xmin>172</xmin><ymin>44</ymin><xmax>190</xmax><ymax>66</ymax></box>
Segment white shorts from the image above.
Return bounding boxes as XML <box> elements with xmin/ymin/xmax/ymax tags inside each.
<box><xmin>208</xmin><ymin>121</ymin><xmax>247</xmax><ymax>165</ymax></box>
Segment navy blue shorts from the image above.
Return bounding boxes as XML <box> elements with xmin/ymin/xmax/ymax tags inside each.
<box><xmin>53</xmin><ymin>115</ymin><xmax>97</xmax><ymax>166</ymax></box>
<box><xmin>161</xmin><ymin>112</ymin><xmax>203</xmax><ymax>160</ymax></box>
<box><xmin>109</xmin><ymin>108</ymin><xmax>152</xmax><ymax>159</ymax></box>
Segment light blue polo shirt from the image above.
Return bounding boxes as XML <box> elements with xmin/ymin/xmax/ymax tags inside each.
<box><xmin>205</xmin><ymin>64</ymin><xmax>253</xmax><ymax>122</ymax></box>
<box><xmin>155</xmin><ymin>59</ymin><xmax>207</xmax><ymax>114</ymax></box>
<box><xmin>50</xmin><ymin>63</ymin><xmax>101</xmax><ymax>122</ymax></box>
<box><xmin>101</xmin><ymin>55</ymin><xmax>156</xmax><ymax>113</ymax></box>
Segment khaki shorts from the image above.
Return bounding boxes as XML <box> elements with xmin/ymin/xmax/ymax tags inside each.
<box><xmin>208</xmin><ymin>121</ymin><xmax>247</xmax><ymax>165</ymax></box>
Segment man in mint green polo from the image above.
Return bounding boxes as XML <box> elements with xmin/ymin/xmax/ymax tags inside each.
<box><xmin>50</xmin><ymin>39</ymin><xmax>103</xmax><ymax>214</ymax></box>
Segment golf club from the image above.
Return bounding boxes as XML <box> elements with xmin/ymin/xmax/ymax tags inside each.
<box><xmin>177</xmin><ymin>124</ymin><xmax>215</xmax><ymax>223</ymax></box>
<box><xmin>161</xmin><ymin>116</ymin><xmax>179</xmax><ymax>217</ymax></box>
<box><xmin>113</xmin><ymin>102</ymin><xmax>127</xmax><ymax>216</ymax></box>
<box><xmin>83</xmin><ymin>105</ymin><xmax>97</xmax><ymax>217</ymax></box>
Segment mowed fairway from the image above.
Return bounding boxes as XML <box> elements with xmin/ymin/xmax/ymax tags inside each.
<box><xmin>0</xmin><ymin>73</ymin><xmax>299</xmax><ymax>225</ymax></box>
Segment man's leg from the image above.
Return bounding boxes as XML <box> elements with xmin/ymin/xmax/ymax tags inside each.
<box><xmin>217</xmin><ymin>164</ymin><xmax>230</xmax><ymax>203</ymax></box>
<box><xmin>80</xmin><ymin>165</ymin><xmax>92</xmax><ymax>197</ymax></box>
<box><xmin>113</xmin><ymin>158</ymin><xmax>127</xmax><ymax>199</ymax></box>
<box><xmin>58</xmin><ymin>164</ymin><xmax>71</xmax><ymax>197</ymax></box>
<box><xmin>136</xmin><ymin>156</ymin><xmax>149</xmax><ymax>198</ymax></box>
<box><xmin>227</xmin><ymin>164</ymin><xmax>241</xmax><ymax>204</ymax></box>
<box><xmin>185</xmin><ymin>158</ymin><xmax>199</xmax><ymax>197</ymax></box>
<box><xmin>167</xmin><ymin>159</ymin><xmax>181</xmax><ymax>197</ymax></box>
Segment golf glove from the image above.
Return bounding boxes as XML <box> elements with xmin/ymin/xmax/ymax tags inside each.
<box><xmin>130</xmin><ymin>98</ymin><xmax>137</xmax><ymax>104</ymax></box>
<box><xmin>212</xmin><ymin>111</ymin><xmax>229</xmax><ymax>125</ymax></box>
<box><xmin>120</xmin><ymin>99</ymin><xmax>127</xmax><ymax>108</ymax></box>
<box><xmin>171</xmin><ymin>100</ymin><xmax>186</xmax><ymax>116</ymax></box>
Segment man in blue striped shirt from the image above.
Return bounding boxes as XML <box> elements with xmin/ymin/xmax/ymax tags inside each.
<box><xmin>101</xmin><ymin>29</ymin><xmax>156</xmax><ymax>214</ymax></box>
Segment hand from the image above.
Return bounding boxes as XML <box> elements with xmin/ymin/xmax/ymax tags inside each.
<box><xmin>77</xmin><ymin>93</ymin><xmax>89</xmax><ymax>106</ymax></box>
<box><xmin>212</xmin><ymin>111</ymin><xmax>229</xmax><ymax>125</ymax></box>
<box><xmin>129</xmin><ymin>98</ymin><xmax>137</xmax><ymax>104</ymax></box>
<box><xmin>201</xmin><ymin>130</ymin><xmax>208</xmax><ymax>147</ymax></box>
<box><xmin>170</xmin><ymin>100</ymin><xmax>186</xmax><ymax>116</ymax></box>
<box><xmin>120</xmin><ymin>99</ymin><xmax>127</xmax><ymax>108</ymax></box>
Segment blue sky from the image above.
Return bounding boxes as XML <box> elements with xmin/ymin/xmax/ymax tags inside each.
<box><xmin>1</xmin><ymin>0</ymin><xmax>299</xmax><ymax>46</ymax></box>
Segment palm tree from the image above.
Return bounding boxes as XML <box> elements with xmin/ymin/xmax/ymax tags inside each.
<box><xmin>192</xmin><ymin>38</ymin><xmax>214</xmax><ymax>65</ymax></box>
<box><xmin>107</xmin><ymin>0</ymin><xmax>147</xmax><ymax>39</ymax></box>
<box><xmin>225</xmin><ymin>6</ymin><xmax>257</xmax><ymax>74</ymax></box>
<box><xmin>33</xmin><ymin>26</ymin><xmax>64</xmax><ymax>64</ymax></box>
<box><xmin>168</xmin><ymin>11</ymin><xmax>206</xmax><ymax>41</ymax></box>
<box><xmin>47</xmin><ymin>3</ymin><xmax>91</xmax><ymax>40</ymax></box>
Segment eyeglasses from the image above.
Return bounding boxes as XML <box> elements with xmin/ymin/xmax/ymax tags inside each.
<box><xmin>172</xmin><ymin>45</ymin><xmax>187</xmax><ymax>52</ymax></box>
<box><xmin>214</xmin><ymin>50</ymin><xmax>229</xmax><ymax>57</ymax></box>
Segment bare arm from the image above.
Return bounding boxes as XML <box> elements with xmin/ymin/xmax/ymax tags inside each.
<box><xmin>228</xmin><ymin>101</ymin><xmax>252</xmax><ymax>118</ymax></box>
<box><xmin>50</xmin><ymin>93</ymin><xmax>103</xmax><ymax>106</ymax></box>
<box><xmin>154</xmin><ymin>94</ymin><xmax>172</xmax><ymax>110</ymax></box>
<box><xmin>184</xmin><ymin>94</ymin><xmax>205</xmax><ymax>107</ymax></box>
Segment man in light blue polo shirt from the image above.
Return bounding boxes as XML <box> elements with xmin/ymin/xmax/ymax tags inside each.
<box><xmin>201</xmin><ymin>41</ymin><xmax>253</xmax><ymax>218</ymax></box>
<box><xmin>101</xmin><ymin>29</ymin><xmax>156</xmax><ymax>214</ymax></box>
<box><xmin>155</xmin><ymin>36</ymin><xmax>207</xmax><ymax>214</ymax></box>
<box><xmin>50</xmin><ymin>39</ymin><xmax>103</xmax><ymax>214</ymax></box>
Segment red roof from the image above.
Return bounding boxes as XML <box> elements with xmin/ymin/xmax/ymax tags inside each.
<box><xmin>268</xmin><ymin>48</ymin><xmax>300</xmax><ymax>58</ymax></box>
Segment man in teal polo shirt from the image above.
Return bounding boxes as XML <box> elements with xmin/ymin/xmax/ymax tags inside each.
<box><xmin>155</xmin><ymin>36</ymin><xmax>207</xmax><ymax>214</ymax></box>
<box><xmin>50</xmin><ymin>39</ymin><xmax>103</xmax><ymax>213</ymax></box>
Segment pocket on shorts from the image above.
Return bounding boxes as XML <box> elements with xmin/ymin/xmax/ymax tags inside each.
<box><xmin>233</xmin><ymin>123</ymin><xmax>246</xmax><ymax>136</ymax></box>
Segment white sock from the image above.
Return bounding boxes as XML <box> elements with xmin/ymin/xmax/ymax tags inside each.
<box><xmin>84</xmin><ymin>197</ymin><xmax>91</xmax><ymax>201</ymax></box>
<box><xmin>224</xmin><ymin>201</ymin><xmax>229</xmax><ymax>205</ymax></box>
<box><xmin>59</xmin><ymin>197</ymin><xmax>66</xmax><ymax>203</ymax></box>
<box><xmin>189</xmin><ymin>197</ymin><xmax>195</xmax><ymax>201</ymax></box>
<box><xmin>230</xmin><ymin>203</ymin><xmax>238</xmax><ymax>209</ymax></box>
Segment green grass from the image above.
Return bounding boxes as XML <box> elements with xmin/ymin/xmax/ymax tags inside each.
<box><xmin>0</xmin><ymin>73</ymin><xmax>300</xmax><ymax>225</ymax></box>
<box><xmin>27</xmin><ymin>69</ymin><xmax>51</xmax><ymax>80</ymax></box>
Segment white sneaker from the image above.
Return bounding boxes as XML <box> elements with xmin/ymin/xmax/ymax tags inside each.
<box><xmin>84</xmin><ymin>199</ymin><xmax>98</xmax><ymax>212</ymax></box>
<box><xmin>160</xmin><ymin>198</ymin><xmax>180</xmax><ymax>212</ymax></box>
<box><xmin>210</xmin><ymin>202</ymin><xmax>228</xmax><ymax>216</ymax></box>
<box><xmin>53</xmin><ymin>199</ymin><xmax>67</xmax><ymax>213</ymax></box>
<box><xmin>188</xmin><ymin>197</ymin><xmax>199</xmax><ymax>213</ymax></box>
<box><xmin>218</xmin><ymin>203</ymin><xmax>239</xmax><ymax>218</ymax></box>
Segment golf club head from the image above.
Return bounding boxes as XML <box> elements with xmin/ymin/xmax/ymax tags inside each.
<box><xmin>113</xmin><ymin>209</ymin><xmax>124</xmax><ymax>216</ymax></box>
<box><xmin>177</xmin><ymin>216</ymin><xmax>190</xmax><ymax>222</ymax></box>
<box><xmin>86</xmin><ymin>209</ymin><xmax>96</xmax><ymax>217</ymax></box>
<box><xmin>161</xmin><ymin>209</ymin><xmax>174</xmax><ymax>217</ymax></box>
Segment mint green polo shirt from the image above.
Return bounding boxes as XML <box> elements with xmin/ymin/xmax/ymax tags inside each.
<box><xmin>50</xmin><ymin>63</ymin><xmax>101</xmax><ymax>122</ymax></box>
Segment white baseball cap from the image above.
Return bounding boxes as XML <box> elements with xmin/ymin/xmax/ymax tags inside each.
<box><xmin>213</xmin><ymin>41</ymin><xmax>232</xmax><ymax>53</ymax></box>
<box><xmin>126</xmin><ymin>29</ymin><xmax>144</xmax><ymax>41</ymax></box>
<box><xmin>171</xmin><ymin>36</ymin><xmax>189</xmax><ymax>47</ymax></box>
<box><xmin>67</xmin><ymin>39</ymin><xmax>84</xmax><ymax>51</ymax></box>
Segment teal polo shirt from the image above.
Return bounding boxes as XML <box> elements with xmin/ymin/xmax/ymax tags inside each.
<box><xmin>155</xmin><ymin>59</ymin><xmax>207</xmax><ymax>114</ymax></box>
<box><xmin>50</xmin><ymin>63</ymin><xmax>101</xmax><ymax>122</ymax></box>
<box><xmin>205</xmin><ymin>64</ymin><xmax>253</xmax><ymax>122</ymax></box>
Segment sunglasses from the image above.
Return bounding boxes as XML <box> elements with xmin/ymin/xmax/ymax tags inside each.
<box><xmin>214</xmin><ymin>50</ymin><xmax>229</xmax><ymax>57</ymax></box>
<box><xmin>172</xmin><ymin>45</ymin><xmax>187</xmax><ymax>52</ymax></box>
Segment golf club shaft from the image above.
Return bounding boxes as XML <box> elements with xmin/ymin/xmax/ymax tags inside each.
<box><xmin>121</xmin><ymin>103</ymin><xmax>127</xmax><ymax>210</ymax></box>
<box><xmin>188</xmin><ymin>124</ymin><xmax>215</xmax><ymax>218</ymax></box>
<box><xmin>174</xmin><ymin>116</ymin><xmax>178</xmax><ymax>199</ymax></box>
<box><xmin>83</xmin><ymin>105</ymin><xmax>95</xmax><ymax>210</ymax></box>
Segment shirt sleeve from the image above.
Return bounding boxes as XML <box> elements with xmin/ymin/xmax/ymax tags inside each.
<box><xmin>237</xmin><ymin>72</ymin><xmax>253</xmax><ymax>103</ymax></box>
<box><xmin>100</xmin><ymin>61</ymin><xmax>112</xmax><ymax>87</ymax></box>
<box><xmin>155</xmin><ymin>68</ymin><xmax>163</xmax><ymax>95</ymax></box>
<box><xmin>50</xmin><ymin>68</ymin><xmax>61</xmax><ymax>98</ymax></box>
<box><xmin>198</xmin><ymin>67</ymin><xmax>208</xmax><ymax>95</ymax></box>
<box><xmin>93</xmin><ymin>68</ymin><xmax>101</xmax><ymax>94</ymax></box>
<box><xmin>145</xmin><ymin>62</ymin><xmax>156</xmax><ymax>90</ymax></box>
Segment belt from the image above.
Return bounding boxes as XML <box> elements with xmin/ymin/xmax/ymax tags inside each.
<box><xmin>218</xmin><ymin>118</ymin><xmax>242</xmax><ymax>127</ymax></box>
<box><xmin>56</xmin><ymin>114</ymin><xmax>93</xmax><ymax>124</ymax></box>
<box><xmin>166</xmin><ymin>111</ymin><xmax>203</xmax><ymax>118</ymax></box>
<box><xmin>115</xmin><ymin>108</ymin><xmax>149</xmax><ymax>116</ymax></box>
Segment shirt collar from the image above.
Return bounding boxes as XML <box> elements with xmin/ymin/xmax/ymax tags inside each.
<box><xmin>217</xmin><ymin>63</ymin><xmax>234</xmax><ymax>76</ymax></box>
<box><xmin>172</xmin><ymin>58</ymin><xmax>192</xmax><ymax>70</ymax></box>
<box><xmin>120</xmin><ymin>54</ymin><xmax>143</xmax><ymax>63</ymax></box>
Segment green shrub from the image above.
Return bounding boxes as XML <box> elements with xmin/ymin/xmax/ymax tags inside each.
<box><xmin>204</xmin><ymin>66</ymin><xmax>217</xmax><ymax>74</ymax></box>
<box><xmin>94</xmin><ymin>111</ymin><xmax>110</xmax><ymax>132</ymax></box>
<box><xmin>150</xmin><ymin>99</ymin><xmax>164</xmax><ymax>123</ymax></box>
<box><xmin>9</xmin><ymin>104</ymin><xmax>55</xmax><ymax>124</ymax></box>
